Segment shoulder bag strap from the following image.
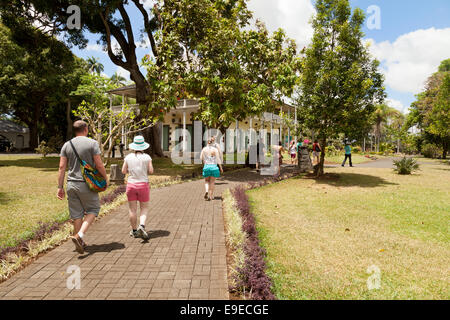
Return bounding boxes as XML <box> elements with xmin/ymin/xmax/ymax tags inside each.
<box><xmin>69</xmin><ymin>139</ymin><xmax>83</xmax><ymax>164</ymax></box>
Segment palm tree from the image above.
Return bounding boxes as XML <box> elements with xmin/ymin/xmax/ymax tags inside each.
<box><xmin>373</xmin><ymin>104</ymin><xmax>400</xmax><ymax>152</ymax></box>
<box><xmin>110</xmin><ymin>72</ymin><xmax>126</xmax><ymax>86</ymax></box>
<box><xmin>86</xmin><ymin>56</ymin><xmax>104</xmax><ymax>75</ymax></box>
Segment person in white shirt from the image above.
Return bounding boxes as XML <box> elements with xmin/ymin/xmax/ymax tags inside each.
<box><xmin>121</xmin><ymin>135</ymin><xmax>153</xmax><ymax>239</ymax></box>
<box><xmin>200</xmin><ymin>138</ymin><xmax>223</xmax><ymax>201</ymax></box>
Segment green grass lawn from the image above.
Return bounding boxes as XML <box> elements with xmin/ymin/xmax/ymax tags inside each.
<box><xmin>247</xmin><ymin>161</ymin><xmax>450</xmax><ymax>299</ymax></box>
<box><xmin>0</xmin><ymin>155</ymin><xmax>204</xmax><ymax>249</ymax></box>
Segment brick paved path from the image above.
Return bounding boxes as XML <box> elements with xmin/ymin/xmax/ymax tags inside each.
<box><xmin>0</xmin><ymin>168</ymin><xmax>288</xmax><ymax>300</ymax></box>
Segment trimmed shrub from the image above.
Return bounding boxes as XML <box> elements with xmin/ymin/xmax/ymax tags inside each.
<box><xmin>393</xmin><ymin>157</ymin><xmax>420</xmax><ymax>175</ymax></box>
<box><xmin>35</xmin><ymin>141</ymin><xmax>53</xmax><ymax>157</ymax></box>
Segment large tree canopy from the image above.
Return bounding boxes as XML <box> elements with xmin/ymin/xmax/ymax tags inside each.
<box><xmin>0</xmin><ymin>18</ymin><xmax>87</xmax><ymax>149</ymax></box>
<box><xmin>408</xmin><ymin>59</ymin><xmax>450</xmax><ymax>159</ymax></box>
<box><xmin>296</xmin><ymin>0</ymin><xmax>385</xmax><ymax>175</ymax></box>
<box><xmin>1</xmin><ymin>0</ymin><xmax>301</xmax><ymax>155</ymax></box>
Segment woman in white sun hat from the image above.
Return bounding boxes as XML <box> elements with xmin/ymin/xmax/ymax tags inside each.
<box><xmin>121</xmin><ymin>135</ymin><xmax>153</xmax><ymax>239</ymax></box>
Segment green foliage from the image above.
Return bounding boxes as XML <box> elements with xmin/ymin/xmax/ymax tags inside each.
<box><xmin>0</xmin><ymin>19</ymin><xmax>89</xmax><ymax>148</ymax></box>
<box><xmin>296</xmin><ymin>0</ymin><xmax>385</xmax><ymax>175</ymax></box>
<box><xmin>143</xmin><ymin>0</ymin><xmax>301</xmax><ymax>130</ymax></box>
<box><xmin>408</xmin><ymin>59</ymin><xmax>450</xmax><ymax>159</ymax></box>
<box><xmin>34</xmin><ymin>141</ymin><xmax>53</xmax><ymax>157</ymax></box>
<box><xmin>421</xmin><ymin>143</ymin><xmax>442</xmax><ymax>159</ymax></box>
<box><xmin>352</xmin><ymin>146</ymin><xmax>361</xmax><ymax>153</ymax></box>
<box><xmin>393</xmin><ymin>157</ymin><xmax>420</xmax><ymax>175</ymax></box>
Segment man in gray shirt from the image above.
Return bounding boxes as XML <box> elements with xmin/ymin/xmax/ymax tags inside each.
<box><xmin>57</xmin><ymin>120</ymin><xmax>108</xmax><ymax>254</ymax></box>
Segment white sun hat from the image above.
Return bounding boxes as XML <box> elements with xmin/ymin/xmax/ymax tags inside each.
<box><xmin>129</xmin><ymin>135</ymin><xmax>150</xmax><ymax>151</ymax></box>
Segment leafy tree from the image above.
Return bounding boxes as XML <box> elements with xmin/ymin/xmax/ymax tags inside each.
<box><xmin>408</xmin><ymin>59</ymin><xmax>450</xmax><ymax>159</ymax></box>
<box><xmin>296</xmin><ymin>0</ymin><xmax>385</xmax><ymax>175</ymax></box>
<box><xmin>2</xmin><ymin>0</ymin><xmax>300</xmax><ymax>156</ymax></box>
<box><xmin>86</xmin><ymin>56</ymin><xmax>104</xmax><ymax>75</ymax></box>
<box><xmin>110</xmin><ymin>72</ymin><xmax>126</xmax><ymax>86</ymax></box>
<box><xmin>73</xmin><ymin>101</ymin><xmax>153</xmax><ymax>165</ymax></box>
<box><xmin>372</xmin><ymin>104</ymin><xmax>400</xmax><ymax>152</ymax></box>
<box><xmin>0</xmin><ymin>19</ymin><xmax>83</xmax><ymax>149</ymax></box>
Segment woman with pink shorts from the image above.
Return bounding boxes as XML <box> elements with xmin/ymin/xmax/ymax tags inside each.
<box><xmin>121</xmin><ymin>136</ymin><xmax>153</xmax><ymax>240</ymax></box>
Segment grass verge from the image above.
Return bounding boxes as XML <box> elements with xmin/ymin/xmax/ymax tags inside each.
<box><xmin>247</xmin><ymin>163</ymin><xmax>450</xmax><ymax>299</ymax></box>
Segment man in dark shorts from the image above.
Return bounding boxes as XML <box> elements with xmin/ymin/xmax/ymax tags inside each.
<box><xmin>57</xmin><ymin>120</ymin><xmax>108</xmax><ymax>254</ymax></box>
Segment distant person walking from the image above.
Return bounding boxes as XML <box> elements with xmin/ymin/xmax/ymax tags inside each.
<box><xmin>289</xmin><ymin>140</ymin><xmax>297</xmax><ymax>165</ymax></box>
<box><xmin>201</xmin><ymin>138</ymin><xmax>223</xmax><ymax>201</ymax></box>
<box><xmin>312</xmin><ymin>140</ymin><xmax>322</xmax><ymax>165</ymax></box>
<box><xmin>122</xmin><ymin>136</ymin><xmax>153</xmax><ymax>240</ymax></box>
<box><xmin>57</xmin><ymin>120</ymin><xmax>108</xmax><ymax>254</ymax></box>
<box><xmin>119</xmin><ymin>142</ymin><xmax>125</xmax><ymax>158</ymax></box>
<box><xmin>342</xmin><ymin>141</ymin><xmax>353</xmax><ymax>167</ymax></box>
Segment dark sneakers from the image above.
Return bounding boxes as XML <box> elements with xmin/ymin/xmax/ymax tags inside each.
<box><xmin>137</xmin><ymin>225</ymin><xmax>149</xmax><ymax>240</ymax></box>
<box><xmin>129</xmin><ymin>230</ymin><xmax>139</xmax><ymax>238</ymax></box>
<box><xmin>130</xmin><ymin>226</ymin><xmax>149</xmax><ymax>240</ymax></box>
<box><xmin>71</xmin><ymin>236</ymin><xmax>84</xmax><ymax>254</ymax></box>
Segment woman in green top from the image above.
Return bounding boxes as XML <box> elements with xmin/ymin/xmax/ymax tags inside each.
<box><xmin>342</xmin><ymin>143</ymin><xmax>353</xmax><ymax>167</ymax></box>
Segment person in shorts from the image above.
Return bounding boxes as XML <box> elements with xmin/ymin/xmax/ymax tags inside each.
<box><xmin>201</xmin><ymin>138</ymin><xmax>223</xmax><ymax>201</ymax></box>
<box><xmin>122</xmin><ymin>136</ymin><xmax>153</xmax><ymax>239</ymax></box>
<box><xmin>58</xmin><ymin>120</ymin><xmax>108</xmax><ymax>254</ymax></box>
<box><xmin>289</xmin><ymin>140</ymin><xmax>297</xmax><ymax>164</ymax></box>
<box><xmin>312</xmin><ymin>140</ymin><xmax>322</xmax><ymax>165</ymax></box>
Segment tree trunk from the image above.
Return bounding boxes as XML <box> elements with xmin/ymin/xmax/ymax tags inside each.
<box><xmin>317</xmin><ymin>137</ymin><xmax>326</xmax><ymax>177</ymax></box>
<box><xmin>133</xmin><ymin>72</ymin><xmax>164</xmax><ymax>158</ymax></box>
<box><xmin>29</xmin><ymin>122</ymin><xmax>39</xmax><ymax>151</ymax></box>
<box><xmin>66</xmin><ymin>99</ymin><xmax>73</xmax><ymax>140</ymax></box>
<box><xmin>443</xmin><ymin>141</ymin><xmax>448</xmax><ymax>159</ymax></box>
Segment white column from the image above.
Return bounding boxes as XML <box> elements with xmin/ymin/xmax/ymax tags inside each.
<box><xmin>280</xmin><ymin>106</ymin><xmax>283</xmax><ymax>146</ymax></box>
<box><xmin>235</xmin><ymin>119</ymin><xmax>239</xmax><ymax>152</ymax></box>
<box><xmin>270</xmin><ymin>113</ymin><xmax>273</xmax><ymax>146</ymax></box>
<box><xmin>109</xmin><ymin>95</ymin><xmax>113</xmax><ymax>149</ymax></box>
<box><xmin>121</xmin><ymin>94</ymin><xmax>125</xmax><ymax>146</ymax></box>
<box><xmin>294</xmin><ymin>105</ymin><xmax>298</xmax><ymax>142</ymax></box>
<box><xmin>183</xmin><ymin>109</ymin><xmax>187</xmax><ymax>153</ymax></box>
<box><xmin>288</xmin><ymin>107</ymin><xmax>291</xmax><ymax>147</ymax></box>
<box><xmin>249</xmin><ymin>117</ymin><xmax>253</xmax><ymax>147</ymax></box>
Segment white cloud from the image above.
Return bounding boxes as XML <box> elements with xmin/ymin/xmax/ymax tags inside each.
<box><xmin>86</xmin><ymin>43</ymin><xmax>103</xmax><ymax>52</ymax></box>
<box><xmin>247</xmin><ymin>0</ymin><xmax>315</xmax><ymax>49</ymax></box>
<box><xmin>385</xmin><ymin>98</ymin><xmax>406</xmax><ymax>113</ymax></box>
<box><xmin>139</xmin><ymin>0</ymin><xmax>155</xmax><ymax>10</ymax></box>
<box><xmin>366</xmin><ymin>28</ymin><xmax>450</xmax><ymax>94</ymax></box>
<box><xmin>116</xmin><ymin>66</ymin><xmax>130</xmax><ymax>82</ymax></box>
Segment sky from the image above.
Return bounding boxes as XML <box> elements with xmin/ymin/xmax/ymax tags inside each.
<box><xmin>71</xmin><ymin>0</ymin><xmax>450</xmax><ymax>114</ymax></box>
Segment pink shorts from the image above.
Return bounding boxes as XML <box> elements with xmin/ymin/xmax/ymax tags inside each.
<box><xmin>126</xmin><ymin>182</ymin><xmax>150</xmax><ymax>202</ymax></box>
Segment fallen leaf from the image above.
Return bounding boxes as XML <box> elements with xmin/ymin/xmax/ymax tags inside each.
<box><xmin>379</xmin><ymin>249</ymin><xmax>385</xmax><ymax>252</ymax></box>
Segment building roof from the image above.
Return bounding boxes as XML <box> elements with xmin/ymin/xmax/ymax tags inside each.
<box><xmin>0</xmin><ymin>120</ymin><xmax>29</xmax><ymax>133</ymax></box>
<box><xmin>107</xmin><ymin>84</ymin><xmax>296</xmax><ymax>110</ymax></box>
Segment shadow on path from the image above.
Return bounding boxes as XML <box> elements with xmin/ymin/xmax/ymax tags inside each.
<box><xmin>312</xmin><ymin>172</ymin><xmax>398</xmax><ymax>188</ymax></box>
<box><xmin>78</xmin><ymin>242</ymin><xmax>125</xmax><ymax>259</ymax></box>
<box><xmin>147</xmin><ymin>230</ymin><xmax>171</xmax><ymax>240</ymax></box>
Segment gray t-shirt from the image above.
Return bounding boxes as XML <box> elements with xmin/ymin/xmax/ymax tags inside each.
<box><xmin>60</xmin><ymin>136</ymin><xmax>101</xmax><ymax>182</ymax></box>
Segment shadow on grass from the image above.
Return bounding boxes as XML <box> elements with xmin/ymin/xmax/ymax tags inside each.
<box><xmin>310</xmin><ymin>172</ymin><xmax>398</xmax><ymax>188</ymax></box>
<box><xmin>0</xmin><ymin>156</ymin><xmax>59</xmax><ymax>172</ymax></box>
<box><xmin>78</xmin><ymin>242</ymin><xmax>125</xmax><ymax>259</ymax></box>
<box><xmin>0</xmin><ymin>192</ymin><xmax>14</xmax><ymax>204</ymax></box>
